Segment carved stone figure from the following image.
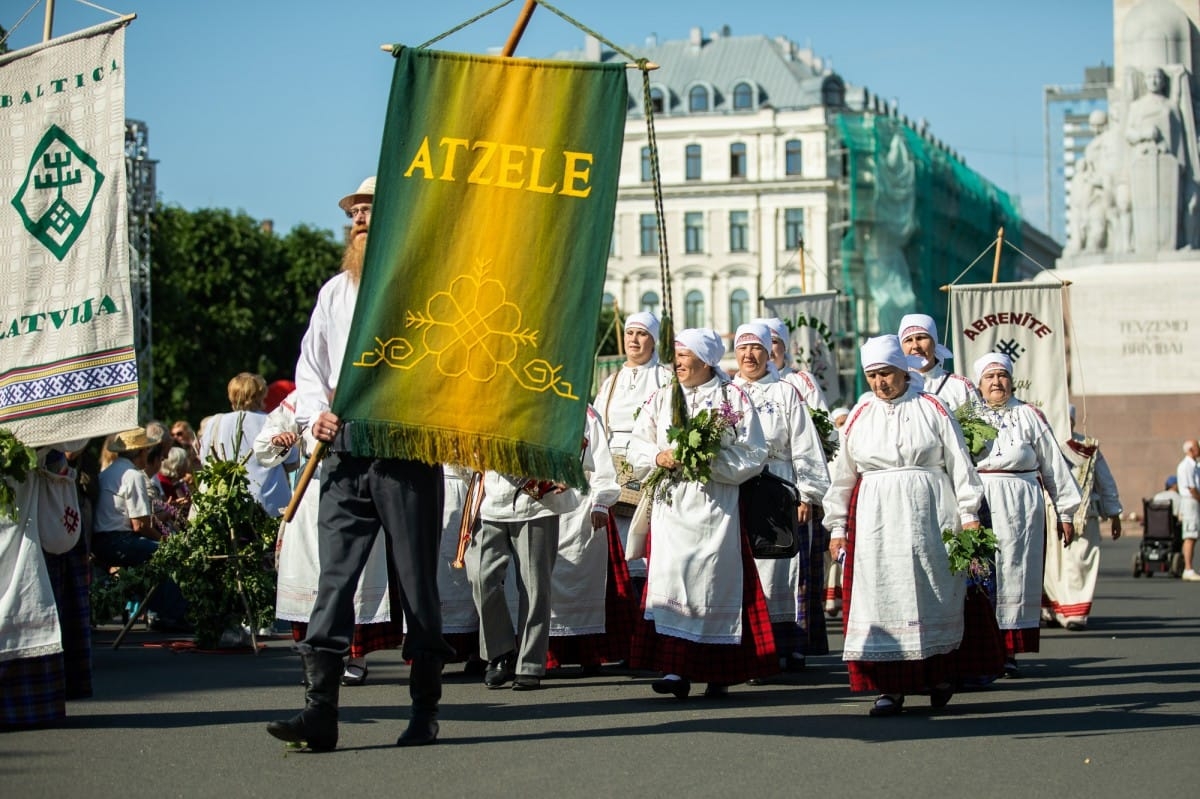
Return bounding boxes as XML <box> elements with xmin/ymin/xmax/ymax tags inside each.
<box><xmin>1125</xmin><ymin>67</ymin><xmax>1188</xmax><ymax>251</ymax></box>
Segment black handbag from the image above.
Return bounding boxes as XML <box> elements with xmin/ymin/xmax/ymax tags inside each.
<box><xmin>740</xmin><ymin>467</ymin><xmax>802</xmax><ymax>559</ymax></box>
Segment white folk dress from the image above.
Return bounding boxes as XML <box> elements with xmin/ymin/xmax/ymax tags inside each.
<box><xmin>823</xmin><ymin>386</ymin><xmax>983</xmax><ymax>661</ymax></box>
<box><xmin>253</xmin><ymin>396</ymin><xmax>391</xmax><ymax>625</ymax></box>
<box><xmin>549</xmin><ymin>407</ymin><xmax>621</xmax><ymax>636</ymax></box>
<box><xmin>917</xmin><ymin>363</ymin><xmax>979</xmax><ymax>413</ymax></box>
<box><xmin>437</xmin><ymin>468</ymin><xmax>479</xmax><ymax>635</ymax></box>
<box><xmin>1044</xmin><ymin>434</ymin><xmax>1121</xmax><ymax>626</ymax></box>
<box><xmin>593</xmin><ymin>356</ymin><xmax>673</xmax><ymax>578</ymax></box>
<box><xmin>627</xmin><ymin>375</ymin><xmax>767</xmax><ymax>644</ymax></box>
<box><xmin>974</xmin><ymin>398</ymin><xmax>1080</xmax><ymax>632</ymax></box>
<box><xmin>779</xmin><ymin>367</ymin><xmax>830</xmax><ymax>413</ymax></box>
<box><xmin>734</xmin><ymin>371</ymin><xmax>830</xmax><ymax>623</ymax></box>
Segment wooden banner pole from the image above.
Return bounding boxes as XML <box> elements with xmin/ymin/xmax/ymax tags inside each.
<box><xmin>501</xmin><ymin>0</ymin><xmax>538</xmax><ymax>57</ymax></box>
<box><xmin>991</xmin><ymin>226</ymin><xmax>1005</xmax><ymax>283</ymax></box>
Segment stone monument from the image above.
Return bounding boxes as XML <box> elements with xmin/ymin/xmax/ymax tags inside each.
<box><xmin>1055</xmin><ymin>0</ymin><xmax>1200</xmax><ymax>506</ymax></box>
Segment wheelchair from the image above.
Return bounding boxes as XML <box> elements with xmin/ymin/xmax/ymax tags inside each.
<box><xmin>1134</xmin><ymin>497</ymin><xmax>1184</xmax><ymax>578</ymax></box>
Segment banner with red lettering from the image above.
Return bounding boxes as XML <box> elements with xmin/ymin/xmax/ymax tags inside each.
<box><xmin>948</xmin><ymin>283</ymin><xmax>1070</xmax><ymax>440</ymax></box>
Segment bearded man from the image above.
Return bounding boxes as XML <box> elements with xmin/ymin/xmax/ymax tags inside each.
<box><xmin>267</xmin><ymin>177</ymin><xmax>451</xmax><ymax>751</ymax></box>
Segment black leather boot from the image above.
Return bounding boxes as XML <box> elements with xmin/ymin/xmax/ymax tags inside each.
<box><xmin>267</xmin><ymin>651</ymin><xmax>342</xmax><ymax>751</ymax></box>
<box><xmin>397</xmin><ymin>654</ymin><xmax>442</xmax><ymax>746</ymax></box>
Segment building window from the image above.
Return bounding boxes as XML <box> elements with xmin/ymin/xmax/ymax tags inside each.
<box><xmin>640</xmin><ymin>146</ymin><xmax>653</xmax><ymax>182</ymax></box>
<box><xmin>685</xmin><ymin>144</ymin><xmax>702</xmax><ymax>181</ymax></box>
<box><xmin>729</xmin><ymin>289</ymin><xmax>750</xmax><ymax>331</ymax></box>
<box><xmin>685</xmin><ymin>289</ymin><xmax>706</xmax><ymax>329</ymax></box>
<box><xmin>640</xmin><ymin>213</ymin><xmax>659</xmax><ymax>255</ymax></box>
<box><xmin>640</xmin><ymin>291</ymin><xmax>660</xmax><ymax>315</ymax></box>
<box><xmin>729</xmin><ymin>210</ymin><xmax>749</xmax><ymax>252</ymax></box>
<box><xmin>601</xmin><ymin>292</ymin><xmax>615</xmax><ymax>311</ymax></box>
<box><xmin>732</xmin><ymin>82</ymin><xmax>754</xmax><ymax>111</ymax></box>
<box><xmin>688</xmin><ymin>85</ymin><xmax>710</xmax><ymax>112</ymax></box>
<box><xmin>649</xmin><ymin>86</ymin><xmax>665</xmax><ymax>114</ymax></box>
<box><xmin>785</xmin><ymin>139</ymin><xmax>803</xmax><ymax>176</ymax></box>
<box><xmin>784</xmin><ymin>208</ymin><xmax>805</xmax><ymax>249</ymax></box>
<box><xmin>684</xmin><ymin>212</ymin><xmax>705</xmax><ymax>254</ymax></box>
<box><xmin>730</xmin><ymin>142</ymin><xmax>747</xmax><ymax>179</ymax></box>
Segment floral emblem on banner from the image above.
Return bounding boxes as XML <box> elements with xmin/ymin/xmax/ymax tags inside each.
<box><xmin>352</xmin><ymin>258</ymin><xmax>578</xmax><ymax>399</ymax></box>
<box><xmin>12</xmin><ymin>125</ymin><xmax>105</xmax><ymax>261</ymax></box>
<box><xmin>786</xmin><ymin>314</ymin><xmax>835</xmax><ymax>386</ymax></box>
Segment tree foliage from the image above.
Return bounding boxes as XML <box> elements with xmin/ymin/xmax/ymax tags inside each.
<box><xmin>150</xmin><ymin>207</ymin><xmax>341</xmax><ymax>422</ymax></box>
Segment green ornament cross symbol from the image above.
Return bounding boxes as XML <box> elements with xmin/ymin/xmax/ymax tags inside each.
<box><xmin>12</xmin><ymin>124</ymin><xmax>105</xmax><ymax>261</ymax></box>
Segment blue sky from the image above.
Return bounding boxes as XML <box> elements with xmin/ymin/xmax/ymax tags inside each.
<box><xmin>4</xmin><ymin>0</ymin><xmax>1113</xmax><ymax>239</ymax></box>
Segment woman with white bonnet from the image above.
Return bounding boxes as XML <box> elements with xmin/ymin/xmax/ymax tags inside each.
<box><xmin>627</xmin><ymin>328</ymin><xmax>772</xmax><ymax>699</ymax></box>
<box><xmin>824</xmin><ymin>335</ymin><xmax>983</xmax><ymax>716</ymax></box>
<box><xmin>897</xmin><ymin>313</ymin><xmax>979</xmax><ymax>411</ymax></box>
<box><xmin>753</xmin><ymin>317</ymin><xmax>829</xmax><ymax>412</ymax></box>
<box><xmin>972</xmin><ymin>352</ymin><xmax>1080</xmax><ymax>677</ymax></box>
<box><xmin>593</xmin><ymin>311</ymin><xmax>673</xmax><ymax>593</ymax></box>
<box><xmin>732</xmin><ymin>322</ymin><xmax>830</xmax><ymax>675</ymax></box>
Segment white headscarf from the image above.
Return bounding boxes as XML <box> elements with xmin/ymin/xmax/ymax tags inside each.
<box><xmin>674</xmin><ymin>328</ymin><xmax>725</xmax><ymax>369</ymax></box>
<box><xmin>624</xmin><ymin>311</ymin><xmax>660</xmax><ymax>343</ymax></box>
<box><xmin>752</xmin><ymin>317</ymin><xmax>790</xmax><ymax>348</ymax></box>
<box><xmin>860</xmin><ymin>334</ymin><xmax>913</xmax><ymax>373</ymax></box>
<box><xmin>733</xmin><ymin>322</ymin><xmax>772</xmax><ymax>351</ymax></box>
<box><xmin>972</xmin><ymin>352</ymin><xmax>1013</xmax><ymax>385</ymax></box>
<box><xmin>897</xmin><ymin>313</ymin><xmax>953</xmax><ymax>361</ymax></box>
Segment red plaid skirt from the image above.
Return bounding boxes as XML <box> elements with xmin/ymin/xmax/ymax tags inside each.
<box><xmin>0</xmin><ymin>653</ymin><xmax>65</xmax><ymax>729</ymax></box>
<box><xmin>547</xmin><ymin>515</ymin><xmax>636</xmax><ymax>669</ymax></box>
<box><xmin>630</xmin><ymin>527</ymin><xmax>778</xmax><ymax>684</ymax></box>
<box><xmin>842</xmin><ymin>477</ymin><xmax>965</xmax><ymax>694</ymax></box>
<box><xmin>1003</xmin><ymin>627</ymin><xmax>1040</xmax><ymax>656</ymax></box>
<box><xmin>958</xmin><ymin>586</ymin><xmax>1005</xmax><ymax>680</ymax></box>
<box><xmin>290</xmin><ymin>620</ymin><xmax>403</xmax><ymax>660</ymax></box>
<box><xmin>44</xmin><ymin>541</ymin><xmax>93</xmax><ymax>699</ymax></box>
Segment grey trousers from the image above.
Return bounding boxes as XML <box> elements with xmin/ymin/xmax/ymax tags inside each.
<box><xmin>302</xmin><ymin>453</ymin><xmax>452</xmax><ymax>661</ymax></box>
<box><xmin>467</xmin><ymin>515</ymin><xmax>560</xmax><ymax>676</ymax></box>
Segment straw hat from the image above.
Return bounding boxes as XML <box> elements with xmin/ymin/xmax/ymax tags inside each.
<box><xmin>338</xmin><ymin>176</ymin><xmax>375</xmax><ymax>212</ymax></box>
<box><xmin>107</xmin><ymin>427</ymin><xmax>163</xmax><ymax>453</ymax></box>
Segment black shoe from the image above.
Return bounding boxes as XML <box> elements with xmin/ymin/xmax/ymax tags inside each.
<box><xmin>1065</xmin><ymin>620</ymin><xmax>1086</xmax><ymax>631</ymax></box>
<box><xmin>930</xmin><ymin>682</ymin><xmax>954</xmax><ymax>709</ymax></box>
<box><xmin>651</xmin><ymin>676</ymin><xmax>691</xmax><ymax>700</ymax></box>
<box><xmin>869</xmin><ymin>694</ymin><xmax>904</xmax><ymax>717</ymax></box>
<box><xmin>396</xmin><ymin>716</ymin><xmax>439</xmax><ymax>747</ymax></box>
<box><xmin>746</xmin><ymin>677</ymin><xmax>766</xmax><ymax>686</ymax></box>
<box><xmin>511</xmin><ymin>675</ymin><xmax>541</xmax><ymax>691</ymax></box>
<box><xmin>484</xmin><ymin>653</ymin><xmax>516</xmax><ymax>689</ymax></box>
<box><xmin>341</xmin><ymin>663</ymin><xmax>368</xmax><ymax>687</ymax></box>
<box><xmin>462</xmin><ymin>657</ymin><xmax>487</xmax><ymax>678</ymax></box>
<box><xmin>1002</xmin><ymin>658</ymin><xmax>1020</xmax><ymax>679</ymax></box>
<box><xmin>784</xmin><ymin>655</ymin><xmax>807</xmax><ymax>672</ymax></box>
<box><xmin>703</xmin><ymin>683</ymin><xmax>730</xmax><ymax>698</ymax></box>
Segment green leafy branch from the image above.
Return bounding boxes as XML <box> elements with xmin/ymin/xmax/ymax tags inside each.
<box><xmin>955</xmin><ymin>402</ymin><xmax>998</xmax><ymax>458</ymax></box>
<box><xmin>0</xmin><ymin>429</ymin><xmax>37</xmax><ymax>522</ymax></box>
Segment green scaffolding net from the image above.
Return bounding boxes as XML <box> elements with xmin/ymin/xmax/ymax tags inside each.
<box><xmin>833</xmin><ymin>112</ymin><xmax>1027</xmax><ymax>395</ymax></box>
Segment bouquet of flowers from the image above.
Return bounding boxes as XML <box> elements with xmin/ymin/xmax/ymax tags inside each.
<box><xmin>641</xmin><ymin>397</ymin><xmax>743</xmax><ymax>506</ymax></box>
<box><xmin>942</xmin><ymin>525</ymin><xmax>998</xmax><ymax>586</ymax></box>
<box><xmin>955</xmin><ymin>401</ymin><xmax>998</xmax><ymax>458</ymax></box>
<box><xmin>0</xmin><ymin>429</ymin><xmax>37</xmax><ymax>522</ymax></box>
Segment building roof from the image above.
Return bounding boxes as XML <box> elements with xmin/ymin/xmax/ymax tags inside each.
<box><xmin>551</xmin><ymin>29</ymin><xmax>861</xmax><ymax>115</ymax></box>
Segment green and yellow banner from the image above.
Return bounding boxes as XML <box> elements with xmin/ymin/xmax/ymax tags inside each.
<box><xmin>334</xmin><ymin>47</ymin><xmax>628</xmax><ymax>487</ymax></box>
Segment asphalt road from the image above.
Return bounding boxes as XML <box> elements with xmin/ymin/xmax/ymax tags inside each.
<box><xmin>4</xmin><ymin>531</ymin><xmax>1199</xmax><ymax>799</ymax></box>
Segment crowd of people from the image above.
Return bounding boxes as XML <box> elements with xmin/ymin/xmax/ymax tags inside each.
<box><xmin>1</xmin><ymin>174</ymin><xmax>1153</xmax><ymax>739</ymax></box>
